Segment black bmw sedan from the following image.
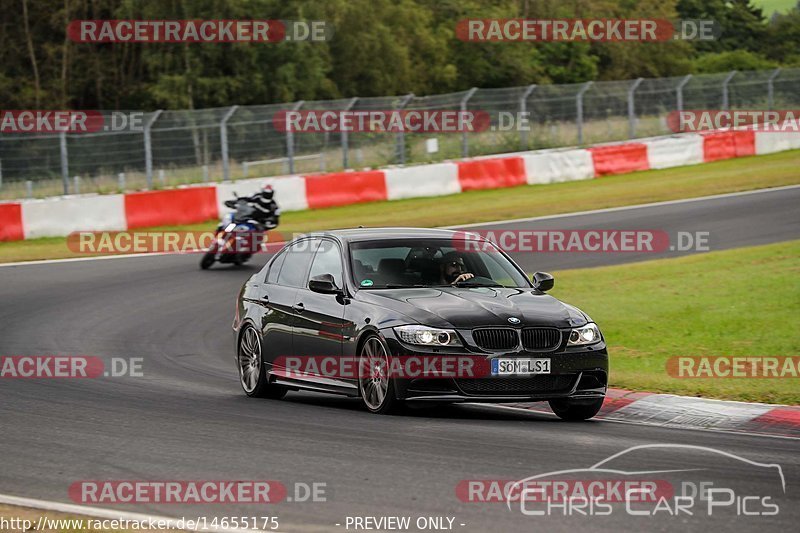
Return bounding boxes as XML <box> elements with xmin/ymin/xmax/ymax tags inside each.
<box><xmin>233</xmin><ymin>228</ymin><xmax>608</xmax><ymax>420</ymax></box>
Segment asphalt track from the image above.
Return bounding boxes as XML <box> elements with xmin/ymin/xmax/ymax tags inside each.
<box><xmin>0</xmin><ymin>186</ymin><xmax>798</xmax><ymax>532</ymax></box>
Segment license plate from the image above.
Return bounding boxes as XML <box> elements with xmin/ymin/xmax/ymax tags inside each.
<box><xmin>491</xmin><ymin>358</ymin><xmax>550</xmax><ymax>376</ymax></box>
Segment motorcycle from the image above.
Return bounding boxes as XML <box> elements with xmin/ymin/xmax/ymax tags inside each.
<box><xmin>199</xmin><ymin>194</ymin><xmax>277</xmax><ymax>270</ymax></box>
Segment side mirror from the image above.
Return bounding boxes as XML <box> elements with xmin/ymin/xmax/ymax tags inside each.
<box><xmin>531</xmin><ymin>272</ymin><xmax>554</xmax><ymax>292</ymax></box>
<box><xmin>309</xmin><ymin>273</ymin><xmax>341</xmax><ymax>295</ymax></box>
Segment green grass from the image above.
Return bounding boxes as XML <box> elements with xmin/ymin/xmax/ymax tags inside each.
<box><xmin>2</xmin><ymin>149</ymin><xmax>799</xmax><ymax>263</ymax></box>
<box><xmin>549</xmin><ymin>240</ymin><xmax>800</xmax><ymax>405</ymax></box>
<box><xmin>753</xmin><ymin>0</ymin><xmax>796</xmax><ymax>15</ymax></box>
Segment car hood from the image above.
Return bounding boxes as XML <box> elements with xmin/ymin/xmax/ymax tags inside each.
<box><xmin>357</xmin><ymin>287</ymin><xmax>589</xmax><ymax>329</ymax></box>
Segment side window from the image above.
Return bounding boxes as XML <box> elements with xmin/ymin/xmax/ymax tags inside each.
<box><xmin>308</xmin><ymin>240</ymin><xmax>343</xmax><ymax>288</ymax></box>
<box><xmin>276</xmin><ymin>240</ymin><xmax>319</xmax><ymax>288</ymax></box>
<box><xmin>266</xmin><ymin>251</ymin><xmax>287</xmax><ymax>284</ymax></box>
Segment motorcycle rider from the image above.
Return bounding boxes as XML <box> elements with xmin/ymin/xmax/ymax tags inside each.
<box><xmin>226</xmin><ymin>184</ymin><xmax>281</xmax><ymax>229</ymax></box>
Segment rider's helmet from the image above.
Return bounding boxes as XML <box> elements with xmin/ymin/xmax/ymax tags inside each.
<box><xmin>261</xmin><ymin>184</ymin><xmax>274</xmax><ymax>200</ymax></box>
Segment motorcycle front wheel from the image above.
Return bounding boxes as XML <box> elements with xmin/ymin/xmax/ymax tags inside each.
<box><xmin>200</xmin><ymin>251</ymin><xmax>216</xmax><ymax>270</ymax></box>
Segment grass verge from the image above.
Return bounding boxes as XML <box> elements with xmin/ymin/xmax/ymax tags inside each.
<box><xmin>549</xmin><ymin>240</ymin><xmax>800</xmax><ymax>405</ymax></box>
<box><xmin>1</xmin><ymin>149</ymin><xmax>799</xmax><ymax>263</ymax></box>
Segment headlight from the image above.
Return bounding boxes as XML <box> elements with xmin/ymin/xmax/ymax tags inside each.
<box><xmin>567</xmin><ymin>323</ymin><xmax>601</xmax><ymax>346</ymax></box>
<box><xmin>394</xmin><ymin>325</ymin><xmax>462</xmax><ymax>347</ymax></box>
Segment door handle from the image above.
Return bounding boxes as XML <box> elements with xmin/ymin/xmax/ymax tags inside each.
<box><xmin>293</xmin><ymin>302</ymin><xmax>305</xmax><ymax>313</ymax></box>
<box><xmin>260</xmin><ymin>294</ymin><xmax>269</xmax><ymax>303</ymax></box>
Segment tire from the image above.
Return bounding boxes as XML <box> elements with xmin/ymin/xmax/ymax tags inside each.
<box><xmin>357</xmin><ymin>335</ymin><xmax>401</xmax><ymax>414</ymax></box>
<box><xmin>237</xmin><ymin>324</ymin><xmax>287</xmax><ymax>399</ymax></box>
<box><xmin>549</xmin><ymin>397</ymin><xmax>604</xmax><ymax>421</ymax></box>
<box><xmin>200</xmin><ymin>252</ymin><xmax>215</xmax><ymax>270</ymax></box>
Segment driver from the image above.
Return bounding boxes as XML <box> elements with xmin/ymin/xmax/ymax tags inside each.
<box><xmin>439</xmin><ymin>251</ymin><xmax>475</xmax><ymax>285</ymax></box>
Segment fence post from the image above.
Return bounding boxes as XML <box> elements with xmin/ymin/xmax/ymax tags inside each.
<box><xmin>721</xmin><ymin>70</ymin><xmax>737</xmax><ymax>111</ymax></box>
<box><xmin>59</xmin><ymin>131</ymin><xmax>69</xmax><ymax>195</ymax></box>
<box><xmin>767</xmin><ymin>68</ymin><xmax>782</xmax><ymax>111</ymax></box>
<box><xmin>143</xmin><ymin>109</ymin><xmax>163</xmax><ymax>189</ymax></box>
<box><xmin>158</xmin><ymin>169</ymin><xmax>165</xmax><ymax>187</ymax></box>
<box><xmin>220</xmin><ymin>105</ymin><xmax>239</xmax><ymax>182</ymax></box>
<box><xmin>627</xmin><ymin>78</ymin><xmax>644</xmax><ymax>139</ymax></box>
<box><xmin>118</xmin><ymin>172</ymin><xmax>126</xmax><ymax>191</ymax></box>
<box><xmin>341</xmin><ymin>97</ymin><xmax>358</xmax><ymax>169</ymax></box>
<box><xmin>286</xmin><ymin>100</ymin><xmax>305</xmax><ymax>174</ymax></box>
<box><xmin>73</xmin><ymin>175</ymin><xmax>80</xmax><ymax>194</ymax></box>
<box><xmin>460</xmin><ymin>88</ymin><xmax>478</xmax><ymax>158</ymax></box>
<box><xmin>576</xmin><ymin>81</ymin><xmax>593</xmax><ymax>145</ymax></box>
<box><xmin>26</xmin><ymin>180</ymin><xmax>33</xmax><ymax>198</ymax></box>
<box><xmin>676</xmin><ymin>74</ymin><xmax>692</xmax><ymax>114</ymax></box>
<box><xmin>395</xmin><ymin>93</ymin><xmax>414</xmax><ymax>165</ymax></box>
<box><xmin>519</xmin><ymin>84</ymin><xmax>537</xmax><ymax>149</ymax></box>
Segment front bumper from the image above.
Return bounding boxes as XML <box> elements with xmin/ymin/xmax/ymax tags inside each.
<box><xmin>382</xmin><ymin>328</ymin><xmax>608</xmax><ymax>402</ymax></box>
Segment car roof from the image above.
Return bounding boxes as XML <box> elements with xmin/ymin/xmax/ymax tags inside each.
<box><xmin>303</xmin><ymin>227</ymin><xmax>475</xmax><ymax>243</ymax></box>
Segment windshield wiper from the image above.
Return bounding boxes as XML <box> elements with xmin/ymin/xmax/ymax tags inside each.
<box><xmin>383</xmin><ymin>284</ymin><xmax>429</xmax><ymax>289</ymax></box>
<box><xmin>452</xmin><ymin>282</ymin><xmax>504</xmax><ymax>288</ymax></box>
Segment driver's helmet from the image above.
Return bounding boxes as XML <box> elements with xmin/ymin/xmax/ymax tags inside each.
<box><xmin>261</xmin><ymin>184</ymin><xmax>274</xmax><ymax>200</ymax></box>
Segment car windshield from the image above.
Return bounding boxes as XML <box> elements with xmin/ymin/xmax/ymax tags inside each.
<box><xmin>349</xmin><ymin>238</ymin><xmax>531</xmax><ymax>289</ymax></box>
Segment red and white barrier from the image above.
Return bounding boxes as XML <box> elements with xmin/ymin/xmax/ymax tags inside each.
<box><xmin>0</xmin><ymin>203</ymin><xmax>24</xmax><ymax>241</ymax></box>
<box><xmin>124</xmin><ymin>186</ymin><xmax>218</xmax><ymax>229</ymax></box>
<box><xmin>456</xmin><ymin>157</ymin><xmax>527</xmax><ymax>191</ymax></box>
<box><xmin>2</xmin><ymin>128</ymin><xmax>797</xmax><ymax>241</ymax></box>
<box><xmin>522</xmin><ymin>148</ymin><xmax>594</xmax><ymax>184</ymax></box>
<box><xmin>21</xmin><ymin>194</ymin><xmax>126</xmax><ymax>239</ymax></box>
<box><xmin>516</xmin><ymin>387</ymin><xmax>800</xmax><ymax>438</ymax></box>
<box><xmin>305</xmin><ymin>170</ymin><xmax>387</xmax><ymax>209</ymax></box>
<box><xmin>755</xmin><ymin>130</ymin><xmax>800</xmax><ymax>154</ymax></box>
<box><xmin>701</xmin><ymin>130</ymin><xmax>755</xmax><ymax>162</ymax></box>
<box><xmin>216</xmin><ymin>176</ymin><xmax>308</xmax><ymax>213</ymax></box>
<box><xmin>644</xmin><ymin>134</ymin><xmax>704</xmax><ymax>169</ymax></box>
<box><xmin>384</xmin><ymin>163</ymin><xmax>461</xmax><ymax>200</ymax></box>
<box><xmin>589</xmin><ymin>142</ymin><xmax>650</xmax><ymax>176</ymax></box>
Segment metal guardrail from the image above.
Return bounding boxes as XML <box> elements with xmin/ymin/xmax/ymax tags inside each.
<box><xmin>0</xmin><ymin>68</ymin><xmax>798</xmax><ymax>199</ymax></box>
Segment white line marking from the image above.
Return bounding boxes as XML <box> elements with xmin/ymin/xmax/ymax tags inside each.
<box><xmin>0</xmin><ymin>252</ymin><xmax>177</xmax><ymax>268</ymax></box>
<box><xmin>444</xmin><ymin>183</ymin><xmax>800</xmax><ymax>229</ymax></box>
<box><xmin>2</xmin><ymin>184</ymin><xmax>798</xmax><ymax>268</ymax></box>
